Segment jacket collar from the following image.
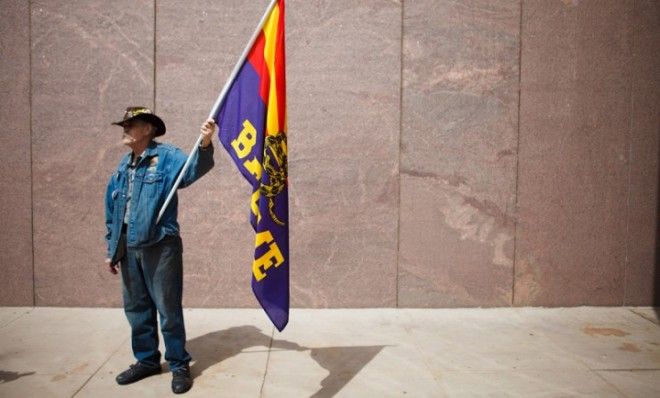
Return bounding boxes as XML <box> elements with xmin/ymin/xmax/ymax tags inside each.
<box><xmin>143</xmin><ymin>140</ymin><xmax>159</xmax><ymax>158</ymax></box>
<box><xmin>119</xmin><ymin>141</ymin><xmax>158</xmax><ymax>170</ymax></box>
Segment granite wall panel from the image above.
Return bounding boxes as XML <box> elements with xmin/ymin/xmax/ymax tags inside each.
<box><xmin>623</xmin><ymin>0</ymin><xmax>659</xmax><ymax>305</ymax></box>
<box><xmin>157</xmin><ymin>0</ymin><xmax>401</xmax><ymax>307</ymax></box>
<box><xmin>515</xmin><ymin>0</ymin><xmax>634</xmax><ymax>305</ymax></box>
<box><xmin>31</xmin><ymin>0</ymin><xmax>154</xmax><ymax>306</ymax></box>
<box><xmin>0</xmin><ymin>0</ymin><xmax>33</xmax><ymax>306</ymax></box>
<box><xmin>399</xmin><ymin>0</ymin><xmax>521</xmax><ymax>306</ymax></box>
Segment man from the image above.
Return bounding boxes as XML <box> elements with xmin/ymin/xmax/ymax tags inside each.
<box><xmin>104</xmin><ymin>107</ymin><xmax>215</xmax><ymax>394</ymax></box>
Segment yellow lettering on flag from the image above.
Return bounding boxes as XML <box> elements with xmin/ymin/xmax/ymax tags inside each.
<box><xmin>231</xmin><ymin>120</ymin><xmax>257</xmax><ymax>158</ymax></box>
<box><xmin>243</xmin><ymin>157</ymin><xmax>263</xmax><ymax>180</ymax></box>
<box><xmin>252</xmin><ymin>230</ymin><xmax>284</xmax><ymax>281</ymax></box>
<box><xmin>251</xmin><ymin>189</ymin><xmax>262</xmax><ymax>224</ymax></box>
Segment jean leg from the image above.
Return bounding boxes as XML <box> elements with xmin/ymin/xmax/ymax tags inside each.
<box><xmin>141</xmin><ymin>236</ymin><xmax>191</xmax><ymax>370</ymax></box>
<box><xmin>120</xmin><ymin>248</ymin><xmax>161</xmax><ymax>368</ymax></box>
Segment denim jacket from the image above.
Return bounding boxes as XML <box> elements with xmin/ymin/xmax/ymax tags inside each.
<box><xmin>105</xmin><ymin>140</ymin><xmax>214</xmax><ymax>261</ymax></box>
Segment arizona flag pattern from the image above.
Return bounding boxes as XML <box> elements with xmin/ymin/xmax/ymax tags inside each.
<box><xmin>214</xmin><ymin>0</ymin><xmax>289</xmax><ymax>331</ymax></box>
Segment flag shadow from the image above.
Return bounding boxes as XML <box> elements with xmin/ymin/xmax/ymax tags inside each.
<box><xmin>307</xmin><ymin>345</ymin><xmax>386</xmax><ymax>398</ymax></box>
<box><xmin>186</xmin><ymin>326</ymin><xmax>387</xmax><ymax>397</ymax></box>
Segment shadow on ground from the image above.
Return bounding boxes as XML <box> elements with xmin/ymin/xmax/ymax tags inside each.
<box><xmin>0</xmin><ymin>370</ymin><xmax>35</xmax><ymax>384</ymax></box>
<box><xmin>187</xmin><ymin>326</ymin><xmax>386</xmax><ymax>398</ymax></box>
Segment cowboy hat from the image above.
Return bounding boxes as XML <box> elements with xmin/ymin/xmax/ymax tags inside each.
<box><xmin>112</xmin><ymin>106</ymin><xmax>166</xmax><ymax>137</ymax></box>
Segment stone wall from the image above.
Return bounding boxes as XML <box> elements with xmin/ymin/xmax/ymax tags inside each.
<box><xmin>1</xmin><ymin>0</ymin><xmax>657</xmax><ymax>307</ymax></box>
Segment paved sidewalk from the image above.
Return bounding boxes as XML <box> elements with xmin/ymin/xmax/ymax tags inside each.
<box><xmin>0</xmin><ymin>307</ymin><xmax>658</xmax><ymax>397</ymax></box>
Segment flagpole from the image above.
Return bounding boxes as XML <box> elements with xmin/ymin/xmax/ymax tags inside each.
<box><xmin>156</xmin><ymin>0</ymin><xmax>279</xmax><ymax>224</ymax></box>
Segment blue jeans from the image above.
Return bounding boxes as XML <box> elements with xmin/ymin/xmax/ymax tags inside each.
<box><xmin>120</xmin><ymin>234</ymin><xmax>191</xmax><ymax>371</ymax></box>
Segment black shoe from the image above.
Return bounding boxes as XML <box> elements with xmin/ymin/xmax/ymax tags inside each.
<box><xmin>171</xmin><ymin>365</ymin><xmax>193</xmax><ymax>394</ymax></box>
<box><xmin>115</xmin><ymin>362</ymin><xmax>161</xmax><ymax>385</ymax></box>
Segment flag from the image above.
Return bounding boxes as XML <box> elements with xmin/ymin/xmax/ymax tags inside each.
<box><xmin>214</xmin><ymin>0</ymin><xmax>289</xmax><ymax>331</ymax></box>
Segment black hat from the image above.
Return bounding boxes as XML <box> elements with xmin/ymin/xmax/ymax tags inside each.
<box><xmin>112</xmin><ymin>106</ymin><xmax>166</xmax><ymax>137</ymax></box>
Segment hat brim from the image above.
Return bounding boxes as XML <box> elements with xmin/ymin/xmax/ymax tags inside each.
<box><xmin>112</xmin><ymin>113</ymin><xmax>166</xmax><ymax>137</ymax></box>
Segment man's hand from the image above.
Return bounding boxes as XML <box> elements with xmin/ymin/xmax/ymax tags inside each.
<box><xmin>105</xmin><ymin>258</ymin><xmax>119</xmax><ymax>275</ymax></box>
<box><xmin>200</xmin><ymin>119</ymin><xmax>216</xmax><ymax>148</ymax></box>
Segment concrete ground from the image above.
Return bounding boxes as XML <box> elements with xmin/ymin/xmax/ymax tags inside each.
<box><xmin>0</xmin><ymin>307</ymin><xmax>658</xmax><ymax>397</ymax></box>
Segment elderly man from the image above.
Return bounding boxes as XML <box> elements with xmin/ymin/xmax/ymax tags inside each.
<box><xmin>105</xmin><ymin>107</ymin><xmax>215</xmax><ymax>394</ymax></box>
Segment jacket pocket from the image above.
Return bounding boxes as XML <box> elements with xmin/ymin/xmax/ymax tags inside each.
<box><xmin>136</xmin><ymin>172</ymin><xmax>164</xmax><ymax>242</ymax></box>
<box><xmin>143</xmin><ymin>172</ymin><xmax>163</xmax><ymax>184</ymax></box>
<box><xmin>142</xmin><ymin>172</ymin><xmax>164</xmax><ymax>207</ymax></box>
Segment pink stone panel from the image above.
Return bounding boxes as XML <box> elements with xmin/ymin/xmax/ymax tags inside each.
<box><xmin>515</xmin><ymin>0</ymin><xmax>634</xmax><ymax>305</ymax></box>
<box><xmin>157</xmin><ymin>0</ymin><xmax>401</xmax><ymax>307</ymax></box>
<box><xmin>0</xmin><ymin>0</ymin><xmax>33</xmax><ymax>305</ymax></box>
<box><xmin>623</xmin><ymin>0</ymin><xmax>660</xmax><ymax>305</ymax></box>
<box><xmin>399</xmin><ymin>0</ymin><xmax>521</xmax><ymax>306</ymax></box>
<box><xmin>31</xmin><ymin>0</ymin><xmax>154</xmax><ymax>306</ymax></box>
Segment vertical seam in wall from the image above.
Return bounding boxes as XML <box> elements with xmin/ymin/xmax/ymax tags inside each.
<box><xmin>29</xmin><ymin>0</ymin><xmax>35</xmax><ymax>307</ymax></box>
<box><xmin>622</xmin><ymin>0</ymin><xmax>636</xmax><ymax>306</ymax></box>
<box><xmin>396</xmin><ymin>0</ymin><xmax>404</xmax><ymax>308</ymax></box>
<box><xmin>153</xmin><ymin>0</ymin><xmax>157</xmax><ymax>112</ymax></box>
<box><xmin>511</xmin><ymin>0</ymin><xmax>524</xmax><ymax>307</ymax></box>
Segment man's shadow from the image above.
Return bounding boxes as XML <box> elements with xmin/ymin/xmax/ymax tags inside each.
<box><xmin>186</xmin><ymin>326</ymin><xmax>386</xmax><ymax>398</ymax></box>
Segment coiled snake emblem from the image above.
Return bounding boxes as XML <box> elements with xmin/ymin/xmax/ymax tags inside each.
<box><xmin>259</xmin><ymin>133</ymin><xmax>287</xmax><ymax>226</ymax></box>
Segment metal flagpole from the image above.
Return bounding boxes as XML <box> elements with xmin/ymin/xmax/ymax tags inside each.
<box><xmin>156</xmin><ymin>0</ymin><xmax>279</xmax><ymax>224</ymax></box>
